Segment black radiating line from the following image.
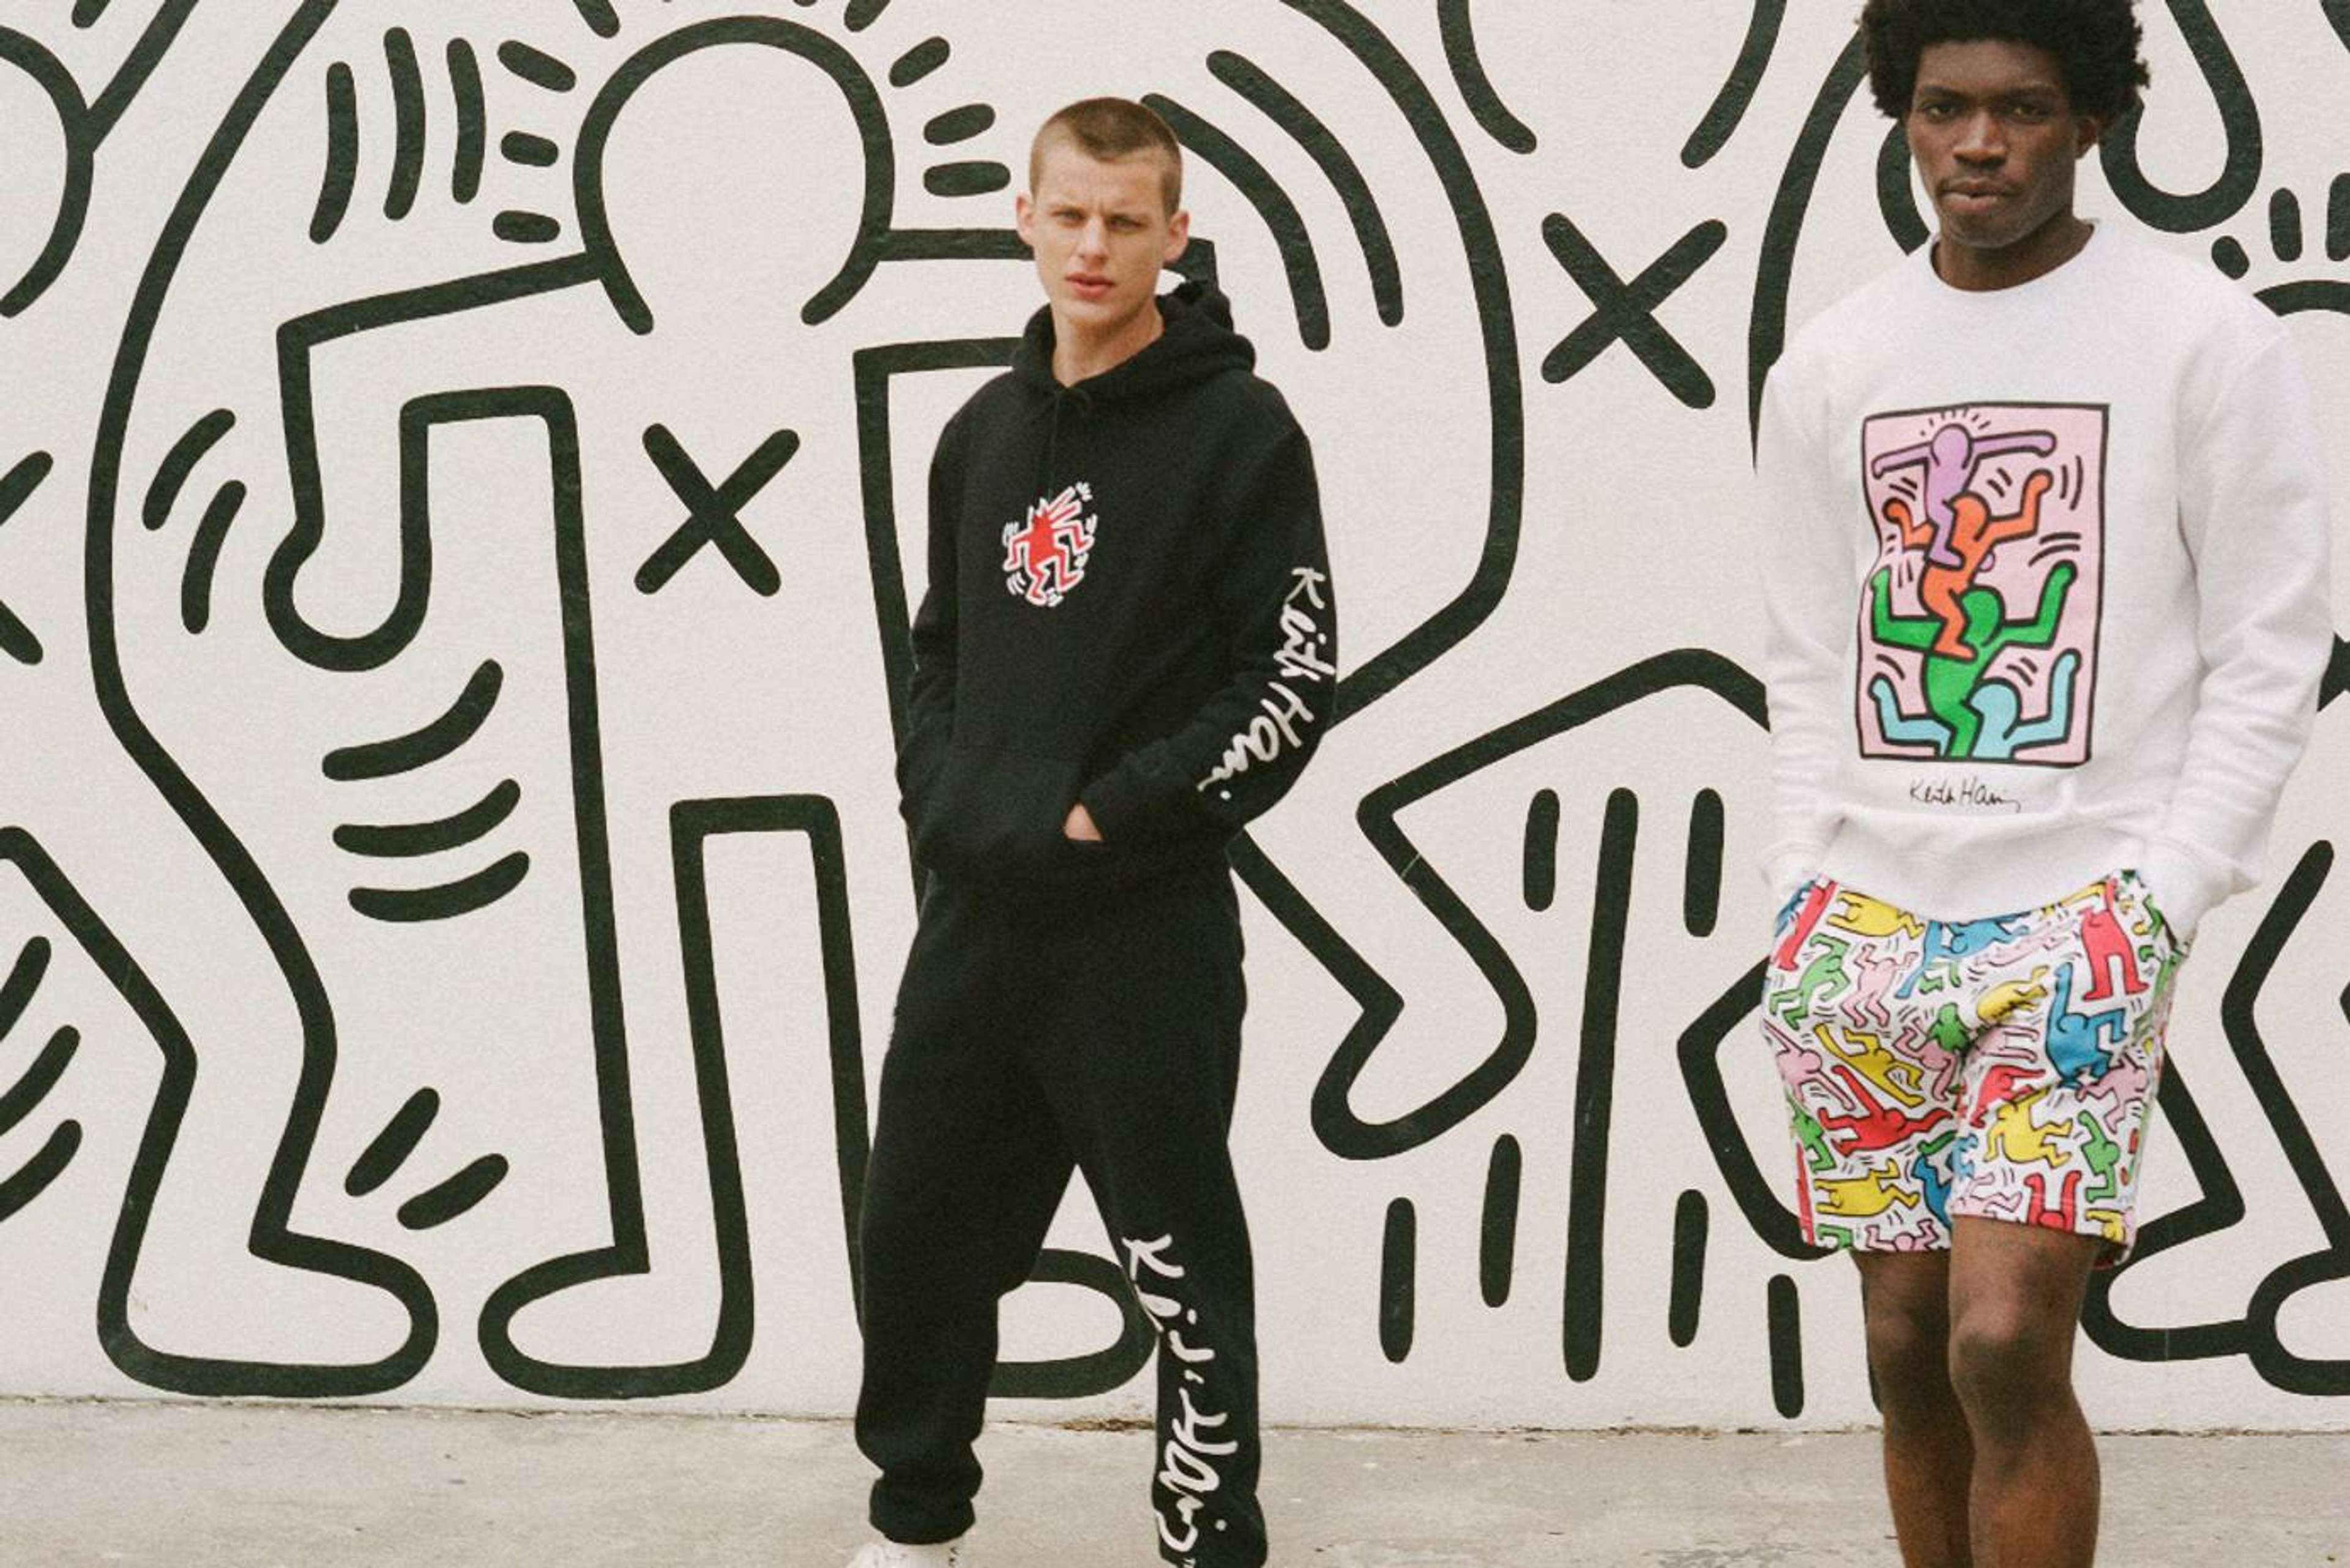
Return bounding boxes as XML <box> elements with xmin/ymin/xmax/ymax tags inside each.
<box><xmin>1767</xmin><ymin>1274</ymin><xmax>1804</xmax><ymax>1416</ymax></box>
<box><xmin>383</xmin><ymin>29</ymin><xmax>423</xmax><ymax>220</ymax></box>
<box><xmin>845</xmin><ymin>0</ymin><xmax>892</xmax><ymax>30</ymax></box>
<box><xmin>0</xmin><ymin>1026</ymin><xmax>79</xmax><ymax>1137</ymax></box>
<box><xmin>1668</xmin><ymin>1189</ymin><xmax>1708</xmax><ymax>1347</ymax></box>
<box><xmin>335</xmin><ymin>778</ymin><xmax>521</xmax><ymax>859</ymax></box>
<box><xmin>2270</xmin><ymin>187</ymin><xmax>2303</xmax><ymax>263</ymax></box>
<box><xmin>1144</xmin><ymin>94</ymin><xmax>1331</xmax><ymax>351</ymax></box>
<box><xmin>571</xmin><ymin>0</ymin><xmax>621</xmax><ymax>38</ymax></box>
<box><xmin>448</xmin><ymin>39</ymin><xmax>484</xmax><ymax>203</ymax></box>
<box><xmin>1379</xmin><ymin>1197</ymin><xmax>1416</xmax><ymax>1363</ymax></box>
<box><xmin>0</xmin><ymin>602</ymin><xmax>38</xmax><ymax>666</ymax></box>
<box><xmin>923</xmin><ymin>104</ymin><xmax>994</xmax><ymax>145</ymax></box>
<box><xmin>349</xmin><ymin>852</ymin><xmax>530</xmax><ymax>923</ymax></box>
<box><xmin>1523</xmin><ymin>788</ymin><xmax>1559</xmax><ymax>911</ymax></box>
<box><xmin>142</xmin><ymin>411</ymin><xmax>231</xmax><ymax>530</ymax></box>
<box><xmin>180</xmin><ymin>480</ymin><xmax>243</xmax><ymax>633</ymax></box>
<box><xmin>323</xmin><ymin>660</ymin><xmax>502</xmax><ymax>779</ymax></box>
<box><xmin>1685</xmin><ymin>788</ymin><xmax>1724</xmax><ymax>937</ymax></box>
<box><xmin>71</xmin><ymin>0</ymin><xmax>111</xmax><ymax>27</ymax></box>
<box><xmin>497</xmin><ymin>40</ymin><xmax>577</xmax><ymax>92</ymax></box>
<box><xmin>1563</xmin><ymin>788</ymin><xmax>1636</xmax><ymax>1382</ymax></box>
<box><xmin>398</xmin><ymin>1154</ymin><xmax>509</xmax><ymax>1228</ymax></box>
<box><xmin>2212</xmin><ymin>236</ymin><xmax>2253</xmax><ymax>278</ymax></box>
<box><xmin>2330</xmin><ymin>174</ymin><xmax>2350</xmax><ymax>262</ymax></box>
<box><xmin>923</xmin><ymin>162</ymin><xmax>1009</xmax><ymax>198</ymax></box>
<box><xmin>494</xmin><ymin>211</ymin><xmax>563</xmax><ymax>244</ymax></box>
<box><xmin>0</xmin><ymin>1122</ymin><xmax>80</xmax><ymax>1223</ymax></box>
<box><xmin>0</xmin><ymin>938</ymin><xmax>50</xmax><ymax>1040</ymax></box>
<box><xmin>1875</xmin><ymin>122</ymin><xmax>1930</xmax><ymax>254</ymax></box>
<box><xmin>1682</xmin><ymin>0</ymin><xmax>1785</xmax><ymax>168</ymax></box>
<box><xmin>501</xmin><ymin>131</ymin><xmax>560</xmax><ymax>167</ymax></box>
<box><xmin>1480</xmin><ymin>1134</ymin><xmax>1521</xmax><ymax>1308</ymax></box>
<box><xmin>310</xmin><ymin>61</ymin><xmax>357</xmax><ymax>244</ymax></box>
<box><xmin>1436</xmin><ymin>0</ymin><xmax>1535</xmax><ymax>154</ymax></box>
<box><xmin>346</xmin><ymin>1088</ymin><xmax>438</xmax><ymax>1196</ymax></box>
<box><xmin>2</xmin><ymin>450</ymin><xmax>56</xmax><ymax>527</ymax></box>
<box><xmin>888</xmin><ymin>36</ymin><xmax>949</xmax><ymax>88</ymax></box>
<box><xmin>1207</xmin><ymin>51</ymin><xmax>1403</xmax><ymax>326</ymax></box>
<box><xmin>2257</xmin><ymin>280</ymin><xmax>2350</xmax><ymax>317</ymax></box>
<box><xmin>0</xmin><ymin>468</ymin><xmax>42</xmax><ymax>643</ymax></box>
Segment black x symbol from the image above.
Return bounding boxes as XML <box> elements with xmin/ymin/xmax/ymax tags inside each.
<box><xmin>0</xmin><ymin>451</ymin><xmax>52</xmax><ymax>665</ymax></box>
<box><xmin>636</xmin><ymin>424</ymin><xmax>799</xmax><ymax>595</ymax></box>
<box><xmin>1540</xmin><ymin>213</ymin><xmax>1728</xmax><ymax>409</ymax></box>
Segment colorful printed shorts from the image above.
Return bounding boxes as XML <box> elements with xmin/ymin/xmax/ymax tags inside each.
<box><xmin>1762</xmin><ymin>868</ymin><xmax>2186</xmax><ymax>1260</ymax></box>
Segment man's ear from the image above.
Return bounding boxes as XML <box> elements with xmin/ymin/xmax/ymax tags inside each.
<box><xmin>1015</xmin><ymin>191</ymin><xmax>1036</xmax><ymax>246</ymax></box>
<box><xmin>1162</xmin><ymin>207</ymin><xmax>1190</xmax><ymax>266</ymax></box>
<box><xmin>2074</xmin><ymin>115</ymin><xmax>2107</xmax><ymax>157</ymax></box>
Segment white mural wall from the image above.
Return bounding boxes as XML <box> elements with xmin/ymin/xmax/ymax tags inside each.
<box><xmin>1</xmin><ymin>0</ymin><xmax>2346</xmax><ymax>1431</ymax></box>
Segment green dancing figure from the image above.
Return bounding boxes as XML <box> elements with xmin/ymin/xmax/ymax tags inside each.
<box><xmin>1868</xmin><ymin>560</ymin><xmax>2076</xmax><ymax>757</ymax></box>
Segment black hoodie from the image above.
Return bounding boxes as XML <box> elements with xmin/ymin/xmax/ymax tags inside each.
<box><xmin>896</xmin><ymin>281</ymin><xmax>1336</xmax><ymax>894</ymax></box>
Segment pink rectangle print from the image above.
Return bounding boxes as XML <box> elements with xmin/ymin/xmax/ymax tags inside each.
<box><xmin>1854</xmin><ymin>403</ymin><xmax>2106</xmax><ymax>767</ymax></box>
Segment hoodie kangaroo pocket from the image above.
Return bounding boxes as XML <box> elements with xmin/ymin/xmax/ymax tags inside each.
<box><xmin>912</xmin><ymin>742</ymin><xmax>1106</xmax><ymax>884</ymax></box>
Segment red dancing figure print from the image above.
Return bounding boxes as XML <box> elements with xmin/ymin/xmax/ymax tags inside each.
<box><xmin>2069</xmin><ymin>874</ymin><xmax>2146</xmax><ymax>1002</ymax></box>
<box><xmin>1774</xmin><ymin>876</ymin><xmax>1837</xmax><ymax>969</ymax></box>
<box><xmin>2023</xmin><ymin>1167</ymin><xmax>2085</xmax><ymax>1232</ymax></box>
<box><xmin>1002</xmin><ymin>483</ymin><xmax>1098</xmax><ymax>607</ymax></box>
<box><xmin>1818</xmin><ymin>1064</ymin><xmax>1953</xmax><ymax>1155</ymax></box>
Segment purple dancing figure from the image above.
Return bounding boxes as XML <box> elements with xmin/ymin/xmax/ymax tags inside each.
<box><xmin>1871</xmin><ymin>421</ymin><xmax>2057</xmax><ymax>569</ymax></box>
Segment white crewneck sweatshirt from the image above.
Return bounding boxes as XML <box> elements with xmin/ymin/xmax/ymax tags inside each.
<box><xmin>1756</xmin><ymin>225</ymin><xmax>2333</xmax><ymax>937</ymax></box>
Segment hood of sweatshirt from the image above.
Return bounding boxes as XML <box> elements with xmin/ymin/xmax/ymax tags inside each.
<box><xmin>1007</xmin><ymin>282</ymin><xmax>1257</xmax><ymax>498</ymax></box>
<box><xmin>1010</xmin><ymin>279</ymin><xmax>1257</xmax><ymax>403</ymax></box>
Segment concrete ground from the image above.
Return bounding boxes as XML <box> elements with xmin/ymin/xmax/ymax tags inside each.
<box><xmin>0</xmin><ymin>1402</ymin><xmax>2343</xmax><ymax>1566</ymax></box>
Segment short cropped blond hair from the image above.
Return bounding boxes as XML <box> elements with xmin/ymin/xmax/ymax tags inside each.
<box><xmin>1029</xmin><ymin>97</ymin><xmax>1184</xmax><ymax>214</ymax></box>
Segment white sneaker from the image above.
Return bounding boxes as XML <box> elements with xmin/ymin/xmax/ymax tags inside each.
<box><xmin>846</xmin><ymin>1539</ymin><xmax>971</xmax><ymax>1567</ymax></box>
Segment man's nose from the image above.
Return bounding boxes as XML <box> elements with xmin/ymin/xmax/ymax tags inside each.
<box><xmin>1076</xmin><ymin>217</ymin><xmax>1110</xmax><ymax>257</ymax></box>
<box><xmin>1954</xmin><ymin>110</ymin><xmax>2005</xmax><ymax>162</ymax></box>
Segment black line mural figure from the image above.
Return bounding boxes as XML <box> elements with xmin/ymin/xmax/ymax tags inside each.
<box><xmin>0</xmin><ymin>0</ymin><xmax>2340</xmax><ymax>1427</ymax></box>
<box><xmin>0</xmin><ymin>0</ymin><xmax>1529</xmax><ymax>1406</ymax></box>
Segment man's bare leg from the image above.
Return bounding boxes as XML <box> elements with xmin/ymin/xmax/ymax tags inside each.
<box><xmin>1856</xmin><ymin>1250</ymin><xmax>1974</xmax><ymax>1567</ymax></box>
<box><xmin>1947</xmin><ymin>1216</ymin><xmax>2103</xmax><ymax>1567</ymax></box>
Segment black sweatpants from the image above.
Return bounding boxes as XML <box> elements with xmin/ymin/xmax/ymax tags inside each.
<box><xmin>854</xmin><ymin>865</ymin><xmax>1265</xmax><ymax>1568</ymax></box>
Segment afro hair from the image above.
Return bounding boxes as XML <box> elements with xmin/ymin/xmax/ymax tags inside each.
<box><xmin>1860</xmin><ymin>0</ymin><xmax>2150</xmax><ymax>123</ymax></box>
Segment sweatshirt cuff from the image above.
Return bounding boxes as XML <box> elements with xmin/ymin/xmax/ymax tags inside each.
<box><xmin>1762</xmin><ymin>845</ymin><xmax>1826</xmax><ymax>908</ymax></box>
<box><xmin>1080</xmin><ymin>742</ymin><xmax>1177</xmax><ymax>844</ymax></box>
<box><xmin>2135</xmin><ymin>840</ymin><xmax>2227</xmax><ymax>943</ymax></box>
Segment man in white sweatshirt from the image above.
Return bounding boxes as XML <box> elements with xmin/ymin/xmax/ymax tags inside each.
<box><xmin>1756</xmin><ymin>2</ymin><xmax>2332</xmax><ymax>1563</ymax></box>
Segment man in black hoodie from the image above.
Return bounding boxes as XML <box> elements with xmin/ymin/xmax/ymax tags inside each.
<box><xmin>848</xmin><ymin>99</ymin><xmax>1334</xmax><ymax>1568</ymax></box>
